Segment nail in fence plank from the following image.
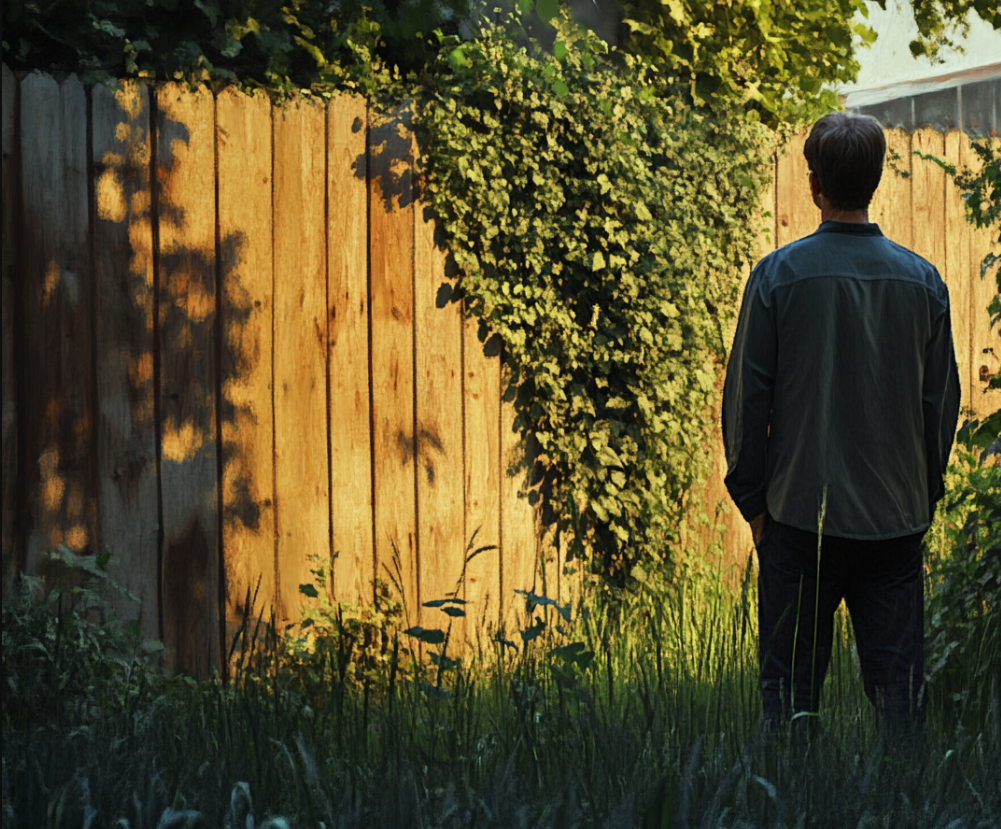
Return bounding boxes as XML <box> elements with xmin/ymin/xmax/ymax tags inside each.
<box><xmin>368</xmin><ymin>106</ymin><xmax>418</xmax><ymax>621</ymax></box>
<box><xmin>414</xmin><ymin>202</ymin><xmax>465</xmax><ymax>629</ymax></box>
<box><xmin>327</xmin><ymin>95</ymin><xmax>374</xmax><ymax>606</ymax></box>
<box><xmin>273</xmin><ymin>99</ymin><xmax>329</xmax><ymax>623</ymax></box>
<box><xmin>967</xmin><ymin>136</ymin><xmax>1001</xmax><ymax>420</ymax></box>
<box><xmin>775</xmin><ymin>130</ymin><xmax>816</xmax><ymax>247</ymax></box>
<box><xmin>20</xmin><ymin>72</ymin><xmax>96</xmax><ymax>573</ymax></box>
<box><xmin>501</xmin><ymin>381</ymin><xmax>536</xmax><ymax>637</ymax></box>
<box><xmin>944</xmin><ymin>131</ymin><xmax>973</xmax><ymax>411</ymax></box>
<box><xmin>92</xmin><ymin>81</ymin><xmax>158</xmax><ymax>634</ymax></box>
<box><xmin>155</xmin><ymin>83</ymin><xmax>219</xmax><ymax>676</ymax></box>
<box><xmin>462</xmin><ymin>313</ymin><xmax>501</xmax><ymax>649</ymax></box>
<box><xmin>870</xmin><ymin>129</ymin><xmax>913</xmax><ymax>249</ymax></box>
<box><xmin>2</xmin><ymin>64</ymin><xmax>17</xmax><ymax>590</ymax></box>
<box><xmin>217</xmin><ymin>87</ymin><xmax>276</xmax><ymax>637</ymax></box>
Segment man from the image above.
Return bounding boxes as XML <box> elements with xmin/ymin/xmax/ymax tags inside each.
<box><xmin>722</xmin><ymin>112</ymin><xmax>960</xmax><ymax>730</ymax></box>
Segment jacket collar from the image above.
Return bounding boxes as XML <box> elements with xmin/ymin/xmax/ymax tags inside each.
<box><xmin>815</xmin><ymin>220</ymin><xmax>884</xmax><ymax>237</ymax></box>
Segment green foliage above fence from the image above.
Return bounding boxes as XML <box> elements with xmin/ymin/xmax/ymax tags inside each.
<box><xmin>2</xmin><ymin>0</ymin><xmax>460</xmax><ymax>90</ymax></box>
<box><xmin>418</xmin><ymin>21</ymin><xmax>772</xmax><ymax>586</ymax></box>
<box><xmin>618</xmin><ymin>0</ymin><xmax>1001</xmax><ymax>126</ymax></box>
<box><xmin>618</xmin><ymin>0</ymin><xmax>873</xmax><ymax>126</ymax></box>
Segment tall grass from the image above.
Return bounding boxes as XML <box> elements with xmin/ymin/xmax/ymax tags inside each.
<box><xmin>3</xmin><ymin>526</ymin><xmax>998</xmax><ymax>829</ymax></box>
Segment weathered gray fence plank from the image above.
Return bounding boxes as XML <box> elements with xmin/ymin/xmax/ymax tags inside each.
<box><xmin>92</xmin><ymin>81</ymin><xmax>159</xmax><ymax>635</ymax></box>
<box><xmin>20</xmin><ymin>72</ymin><xmax>96</xmax><ymax>573</ymax></box>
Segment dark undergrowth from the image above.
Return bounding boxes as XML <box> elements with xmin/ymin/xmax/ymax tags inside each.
<box><xmin>3</xmin><ymin>435</ymin><xmax>998</xmax><ymax>829</ymax></box>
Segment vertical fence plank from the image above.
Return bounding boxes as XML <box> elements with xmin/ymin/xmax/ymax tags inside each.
<box><xmin>92</xmin><ymin>82</ymin><xmax>159</xmax><ymax>633</ymax></box>
<box><xmin>273</xmin><ymin>99</ymin><xmax>329</xmax><ymax>623</ymax></box>
<box><xmin>414</xmin><ymin>203</ymin><xmax>465</xmax><ymax>626</ymax></box>
<box><xmin>328</xmin><ymin>96</ymin><xmax>374</xmax><ymax>606</ymax></box>
<box><xmin>870</xmin><ymin>130</ymin><xmax>913</xmax><ymax>249</ymax></box>
<box><xmin>968</xmin><ymin>137</ymin><xmax>1001</xmax><ymax>419</ymax></box>
<box><xmin>775</xmin><ymin>130</ymin><xmax>816</xmax><ymax>247</ymax></box>
<box><xmin>20</xmin><ymin>72</ymin><xmax>96</xmax><ymax>573</ymax></box>
<box><xmin>217</xmin><ymin>88</ymin><xmax>275</xmax><ymax>638</ymax></box>
<box><xmin>155</xmin><ymin>83</ymin><xmax>219</xmax><ymax>675</ymax></box>
<box><xmin>2</xmin><ymin>64</ymin><xmax>17</xmax><ymax>589</ymax></box>
<box><xmin>500</xmin><ymin>383</ymin><xmax>536</xmax><ymax>636</ymax></box>
<box><xmin>462</xmin><ymin>315</ymin><xmax>501</xmax><ymax>647</ymax></box>
<box><xmin>945</xmin><ymin>131</ymin><xmax>974</xmax><ymax>412</ymax></box>
<box><xmin>369</xmin><ymin>106</ymin><xmax>418</xmax><ymax>621</ymax></box>
<box><xmin>912</xmin><ymin>129</ymin><xmax>947</xmax><ymax>269</ymax></box>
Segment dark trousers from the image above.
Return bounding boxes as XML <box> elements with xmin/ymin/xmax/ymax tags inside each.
<box><xmin>757</xmin><ymin>517</ymin><xmax>925</xmax><ymax>728</ymax></box>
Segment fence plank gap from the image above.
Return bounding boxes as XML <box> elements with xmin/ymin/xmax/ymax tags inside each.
<box><xmin>369</xmin><ymin>106</ymin><xmax>418</xmax><ymax>623</ymax></box>
<box><xmin>92</xmin><ymin>81</ymin><xmax>159</xmax><ymax>636</ymax></box>
<box><xmin>462</xmin><ymin>311</ymin><xmax>501</xmax><ymax>649</ymax></box>
<box><xmin>328</xmin><ymin>95</ymin><xmax>374</xmax><ymax>607</ymax></box>
<box><xmin>155</xmin><ymin>82</ymin><xmax>220</xmax><ymax>676</ymax></box>
<box><xmin>20</xmin><ymin>72</ymin><xmax>96</xmax><ymax>575</ymax></box>
<box><xmin>217</xmin><ymin>87</ymin><xmax>276</xmax><ymax>641</ymax></box>
<box><xmin>2</xmin><ymin>63</ymin><xmax>18</xmax><ymax>590</ymax></box>
<box><xmin>273</xmin><ymin>98</ymin><xmax>329</xmax><ymax>624</ymax></box>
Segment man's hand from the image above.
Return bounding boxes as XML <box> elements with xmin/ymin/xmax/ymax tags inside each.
<box><xmin>750</xmin><ymin>512</ymin><xmax>767</xmax><ymax>547</ymax></box>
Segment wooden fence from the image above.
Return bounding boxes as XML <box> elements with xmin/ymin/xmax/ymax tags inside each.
<box><xmin>1</xmin><ymin>64</ymin><xmax>998</xmax><ymax>675</ymax></box>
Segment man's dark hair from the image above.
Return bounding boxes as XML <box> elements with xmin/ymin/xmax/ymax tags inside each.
<box><xmin>803</xmin><ymin>112</ymin><xmax>886</xmax><ymax>211</ymax></box>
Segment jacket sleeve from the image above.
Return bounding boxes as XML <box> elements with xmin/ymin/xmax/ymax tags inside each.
<box><xmin>721</xmin><ymin>265</ymin><xmax>777</xmax><ymax>523</ymax></box>
<box><xmin>923</xmin><ymin>286</ymin><xmax>961</xmax><ymax>514</ymax></box>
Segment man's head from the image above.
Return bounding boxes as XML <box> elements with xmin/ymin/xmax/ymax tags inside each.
<box><xmin>803</xmin><ymin>112</ymin><xmax>885</xmax><ymax>213</ymax></box>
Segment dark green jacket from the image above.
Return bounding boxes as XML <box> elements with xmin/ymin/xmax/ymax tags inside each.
<box><xmin>722</xmin><ymin>220</ymin><xmax>961</xmax><ymax>539</ymax></box>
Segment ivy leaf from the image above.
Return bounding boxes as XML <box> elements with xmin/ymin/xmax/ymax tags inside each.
<box><xmin>520</xmin><ymin>619</ymin><xmax>545</xmax><ymax>641</ymax></box>
<box><xmin>193</xmin><ymin>0</ymin><xmax>221</xmax><ymax>28</ymax></box>
<box><xmin>404</xmin><ymin>626</ymin><xmax>446</xmax><ymax>645</ymax></box>
<box><xmin>298</xmin><ymin>584</ymin><xmax>319</xmax><ymax>598</ymax></box>
<box><xmin>551</xmin><ymin>642</ymin><xmax>594</xmax><ymax>668</ymax></box>
<box><xmin>448</xmin><ymin>45</ymin><xmax>469</xmax><ymax>70</ymax></box>
<box><xmin>535</xmin><ymin>0</ymin><xmax>560</xmax><ymax>24</ymax></box>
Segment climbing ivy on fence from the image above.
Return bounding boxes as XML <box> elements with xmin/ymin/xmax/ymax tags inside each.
<box><xmin>417</xmin><ymin>21</ymin><xmax>773</xmax><ymax>586</ymax></box>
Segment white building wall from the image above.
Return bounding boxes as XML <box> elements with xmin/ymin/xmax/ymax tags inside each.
<box><xmin>840</xmin><ymin>0</ymin><xmax>1000</xmax><ymax>93</ymax></box>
